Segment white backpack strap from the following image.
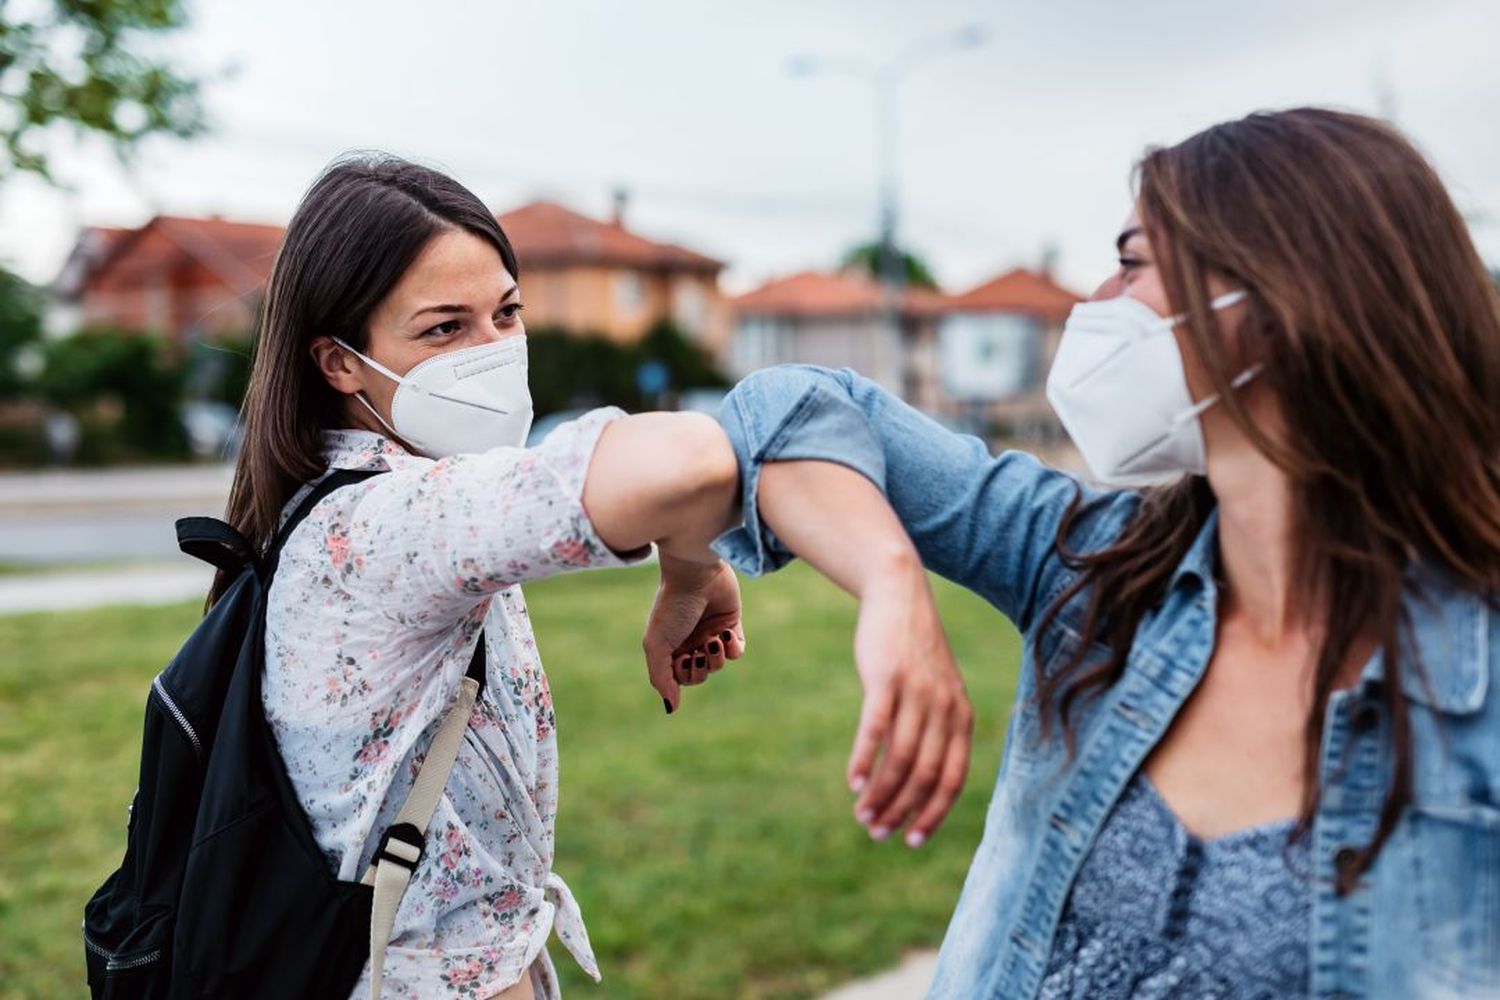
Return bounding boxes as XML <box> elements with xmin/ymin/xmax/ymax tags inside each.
<box><xmin>361</xmin><ymin>674</ymin><xmax>480</xmax><ymax>1000</ymax></box>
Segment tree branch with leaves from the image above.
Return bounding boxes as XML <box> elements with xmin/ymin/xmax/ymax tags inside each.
<box><xmin>0</xmin><ymin>0</ymin><xmax>205</xmax><ymax>183</ymax></box>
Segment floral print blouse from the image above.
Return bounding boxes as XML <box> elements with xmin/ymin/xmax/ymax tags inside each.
<box><xmin>262</xmin><ymin>409</ymin><xmax>649</xmax><ymax>999</ymax></box>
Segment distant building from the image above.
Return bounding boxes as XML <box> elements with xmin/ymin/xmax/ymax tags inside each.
<box><xmin>728</xmin><ymin>269</ymin><xmax>946</xmax><ymax>400</ymax></box>
<box><xmin>938</xmin><ymin>267</ymin><xmax>1083</xmax><ymax>439</ymax></box>
<box><xmin>730</xmin><ymin>265</ymin><xmax>1083</xmax><ymax>439</ymax></box>
<box><xmin>497</xmin><ymin>198</ymin><xmax>729</xmax><ymax>355</ymax></box>
<box><xmin>52</xmin><ymin>197</ymin><xmax>732</xmax><ymax>356</ymax></box>
<box><xmin>52</xmin><ymin>215</ymin><xmax>285</xmax><ymax>340</ymax></box>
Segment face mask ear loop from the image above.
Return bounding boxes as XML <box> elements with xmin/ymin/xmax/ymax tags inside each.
<box><xmin>330</xmin><ymin>337</ymin><xmax>422</xmax><ymax>450</ymax></box>
<box><xmin>1163</xmin><ymin>290</ymin><xmax>1257</xmax><ymax>426</ymax></box>
<box><xmin>331</xmin><ymin>336</ymin><xmax>411</xmax><ymax>389</ymax></box>
<box><xmin>1172</xmin><ymin>361</ymin><xmax>1266</xmax><ymax>426</ymax></box>
<box><xmin>1165</xmin><ymin>288</ymin><xmax>1249</xmax><ymax>329</ymax></box>
<box><xmin>1209</xmin><ymin>289</ymin><xmax>1248</xmax><ymax>311</ymax></box>
<box><xmin>349</xmin><ymin>389</ymin><xmax>404</xmax><ymax>440</ymax></box>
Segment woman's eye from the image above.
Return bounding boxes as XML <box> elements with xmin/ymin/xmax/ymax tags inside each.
<box><xmin>423</xmin><ymin>319</ymin><xmax>462</xmax><ymax>338</ymax></box>
<box><xmin>1117</xmin><ymin>256</ymin><xmax>1144</xmax><ymax>272</ymax></box>
<box><xmin>497</xmin><ymin>303</ymin><xmax>525</xmax><ymax>323</ymax></box>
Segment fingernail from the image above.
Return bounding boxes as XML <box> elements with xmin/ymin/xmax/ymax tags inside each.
<box><xmin>850</xmin><ymin>775</ymin><xmax>867</xmax><ymax>793</ymax></box>
<box><xmin>906</xmin><ymin>831</ymin><xmax>927</xmax><ymax>849</ymax></box>
<box><xmin>870</xmin><ymin>825</ymin><xmax>890</xmax><ymax>841</ymax></box>
<box><xmin>707</xmin><ymin>639</ymin><xmax>721</xmax><ymax>655</ymax></box>
<box><xmin>856</xmin><ymin>808</ymin><xmax>875</xmax><ymax>825</ymax></box>
<box><xmin>663</xmin><ymin>698</ymin><xmax>674</xmax><ymax>715</ymax></box>
<box><xmin>720</xmin><ymin>630</ymin><xmax>733</xmax><ymax>644</ymax></box>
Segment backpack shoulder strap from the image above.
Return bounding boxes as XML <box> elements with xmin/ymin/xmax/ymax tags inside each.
<box><xmin>264</xmin><ymin>468</ymin><xmax>385</xmax><ymax>575</ymax></box>
<box><xmin>174</xmin><ymin>468</ymin><xmax>386</xmax><ymax>582</ymax></box>
<box><xmin>361</xmin><ymin>636</ymin><xmax>486</xmax><ymax>997</ymax></box>
<box><xmin>176</xmin><ymin>517</ymin><xmax>261</xmax><ymax>577</ymax></box>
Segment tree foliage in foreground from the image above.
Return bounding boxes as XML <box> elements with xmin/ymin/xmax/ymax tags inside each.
<box><xmin>0</xmin><ymin>0</ymin><xmax>205</xmax><ymax>183</ymax></box>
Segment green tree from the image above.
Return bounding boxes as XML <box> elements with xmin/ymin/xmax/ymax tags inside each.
<box><xmin>841</xmin><ymin>240</ymin><xmax>940</xmax><ymax>290</ymax></box>
<box><xmin>36</xmin><ymin>328</ymin><xmax>187</xmax><ymax>461</ymax></box>
<box><xmin>0</xmin><ymin>0</ymin><xmax>205</xmax><ymax>182</ymax></box>
<box><xmin>0</xmin><ymin>264</ymin><xmax>43</xmax><ymax>399</ymax></box>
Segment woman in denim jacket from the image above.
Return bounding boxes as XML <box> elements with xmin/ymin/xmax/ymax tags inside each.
<box><xmin>711</xmin><ymin>108</ymin><xmax>1500</xmax><ymax>998</ymax></box>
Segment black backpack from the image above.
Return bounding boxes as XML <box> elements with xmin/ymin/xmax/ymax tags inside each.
<box><xmin>84</xmin><ymin>468</ymin><xmax>487</xmax><ymax>999</ymax></box>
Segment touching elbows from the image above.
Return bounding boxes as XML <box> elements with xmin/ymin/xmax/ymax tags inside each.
<box><xmin>582</xmin><ymin>411</ymin><xmax>741</xmax><ymax>558</ymax></box>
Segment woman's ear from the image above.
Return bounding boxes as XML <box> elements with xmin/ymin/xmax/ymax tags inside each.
<box><xmin>309</xmin><ymin>336</ymin><xmax>365</xmax><ymax>396</ymax></box>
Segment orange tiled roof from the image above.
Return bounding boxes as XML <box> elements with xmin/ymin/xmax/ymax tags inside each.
<box><xmin>499</xmin><ymin>200</ymin><xmax>723</xmax><ymax>272</ymax></box>
<box><xmin>52</xmin><ymin>225</ymin><xmax>134</xmax><ymax>297</ymax></box>
<box><xmin>85</xmin><ymin>215</ymin><xmax>286</xmax><ymax>295</ymax></box>
<box><xmin>946</xmin><ymin>268</ymin><xmax>1083</xmax><ymax>323</ymax></box>
<box><xmin>734</xmin><ymin>270</ymin><xmax>945</xmax><ymax>318</ymax></box>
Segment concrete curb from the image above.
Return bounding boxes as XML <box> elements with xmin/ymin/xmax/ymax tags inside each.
<box><xmin>818</xmin><ymin>951</ymin><xmax>938</xmax><ymax>1000</ymax></box>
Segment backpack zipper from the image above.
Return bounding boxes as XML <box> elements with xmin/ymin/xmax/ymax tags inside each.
<box><xmin>152</xmin><ymin>675</ymin><xmax>203</xmax><ymax>760</ymax></box>
<box><xmin>84</xmin><ymin>930</ymin><xmax>163</xmax><ymax>973</ymax></box>
<box><xmin>108</xmin><ymin>948</ymin><xmax>163</xmax><ymax>972</ymax></box>
<box><xmin>83</xmin><ymin>932</ymin><xmax>111</xmax><ymax>960</ymax></box>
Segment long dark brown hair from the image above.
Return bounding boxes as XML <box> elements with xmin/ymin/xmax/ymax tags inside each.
<box><xmin>1033</xmin><ymin>108</ymin><xmax>1500</xmax><ymax>891</ymax></box>
<box><xmin>207</xmin><ymin>154</ymin><xmax>519</xmax><ymax>607</ymax></box>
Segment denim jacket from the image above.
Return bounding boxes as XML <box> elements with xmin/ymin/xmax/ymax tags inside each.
<box><xmin>711</xmin><ymin>365</ymin><xmax>1499</xmax><ymax>1000</ymax></box>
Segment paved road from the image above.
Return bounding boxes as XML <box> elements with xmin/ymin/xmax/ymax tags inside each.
<box><xmin>0</xmin><ymin>464</ymin><xmax>232</xmax><ymax>566</ymax></box>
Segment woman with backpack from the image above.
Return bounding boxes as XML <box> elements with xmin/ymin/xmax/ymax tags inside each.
<box><xmin>203</xmin><ymin>157</ymin><xmax>971</xmax><ymax>1000</ymax></box>
<box><xmin>711</xmin><ymin>108</ymin><xmax>1500</xmax><ymax>998</ymax></box>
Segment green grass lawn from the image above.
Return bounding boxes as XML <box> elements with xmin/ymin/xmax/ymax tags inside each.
<box><xmin>0</xmin><ymin>562</ymin><xmax>1018</xmax><ymax>1000</ymax></box>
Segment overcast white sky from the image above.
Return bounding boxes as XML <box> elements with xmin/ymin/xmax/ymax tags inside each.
<box><xmin>5</xmin><ymin>0</ymin><xmax>1499</xmax><ymax>296</ymax></box>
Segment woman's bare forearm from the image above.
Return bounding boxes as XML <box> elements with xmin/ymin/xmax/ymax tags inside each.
<box><xmin>757</xmin><ymin>460</ymin><xmax>924</xmax><ymax>598</ymax></box>
<box><xmin>582</xmin><ymin>411</ymin><xmax>741</xmax><ymax>565</ymax></box>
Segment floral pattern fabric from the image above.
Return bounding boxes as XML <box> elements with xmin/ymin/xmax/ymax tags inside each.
<box><xmin>262</xmin><ymin>409</ymin><xmax>649</xmax><ymax>999</ymax></box>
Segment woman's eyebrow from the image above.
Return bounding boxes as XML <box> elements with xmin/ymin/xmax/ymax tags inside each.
<box><xmin>408</xmin><ymin>283</ymin><xmax>518</xmax><ymax>321</ymax></box>
<box><xmin>1115</xmin><ymin>226</ymin><xmax>1143</xmax><ymax>254</ymax></box>
<box><xmin>409</xmin><ymin>303</ymin><xmax>471</xmax><ymax>321</ymax></box>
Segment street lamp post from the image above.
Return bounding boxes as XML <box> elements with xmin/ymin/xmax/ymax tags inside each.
<box><xmin>790</xmin><ymin>24</ymin><xmax>988</xmax><ymax>392</ymax></box>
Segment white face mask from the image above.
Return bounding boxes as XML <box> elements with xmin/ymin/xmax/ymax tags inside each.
<box><xmin>1045</xmin><ymin>290</ymin><xmax>1257</xmax><ymax>487</ymax></box>
<box><xmin>331</xmin><ymin>335</ymin><xmax>535</xmax><ymax>458</ymax></box>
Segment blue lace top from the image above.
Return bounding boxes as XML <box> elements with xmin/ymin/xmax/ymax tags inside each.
<box><xmin>1038</xmin><ymin>772</ymin><xmax>1312</xmax><ymax>1000</ymax></box>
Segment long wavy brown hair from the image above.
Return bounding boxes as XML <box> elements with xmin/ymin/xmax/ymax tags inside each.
<box><xmin>1034</xmin><ymin>107</ymin><xmax>1500</xmax><ymax>892</ymax></box>
<box><xmin>207</xmin><ymin>154</ymin><xmax>518</xmax><ymax>608</ymax></box>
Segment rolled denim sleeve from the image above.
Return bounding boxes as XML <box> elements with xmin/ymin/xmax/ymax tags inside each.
<box><xmin>713</xmin><ymin>364</ymin><xmax>1130</xmax><ymax>629</ymax></box>
<box><xmin>712</xmin><ymin>366</ymin><xmax>889</xmax><ymax>575</ymax></box>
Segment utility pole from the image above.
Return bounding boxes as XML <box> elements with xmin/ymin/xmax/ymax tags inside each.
<box><xmin>789</xmin><ymin>25</ymin><xmax>987</xmax><ymax>391</ymax></box>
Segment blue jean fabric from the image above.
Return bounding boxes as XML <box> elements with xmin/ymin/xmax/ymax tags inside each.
<box><xmin>711</xmin><ymin>364</ymin><xmax>1500</xmax><ymax>1000</ymax></box>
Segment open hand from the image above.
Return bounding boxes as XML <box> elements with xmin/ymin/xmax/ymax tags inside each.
<box><xmin>847</xmin><ymin>565</ymin><xmax>973</xmax><ymax>848</ymax></box>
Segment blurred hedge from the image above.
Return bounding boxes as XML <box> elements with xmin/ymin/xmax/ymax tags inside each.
<box><xmin>528</xmin><ymin>319</ymin><xmax>728</xmax><ymax>415</ymax></box>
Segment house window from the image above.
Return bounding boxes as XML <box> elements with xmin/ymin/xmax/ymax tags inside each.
<box><xmin>938</xmin><ymin>312</ymin><xmax>1040</xmax><ymax>401</ymax></box>
<box><xmin>732</xmin><ymin>317</ymin><xmax>796</xmax><ymax>375</ymax></box>
<box><xmin>614</xmin><ymin>272</ymin><xmax>645</xmax><ymax>314</ymax></box>
<box><xmin>673</xmin><ymin>279</ymin><xmax>706</xmax><ymax>333</ymax></box>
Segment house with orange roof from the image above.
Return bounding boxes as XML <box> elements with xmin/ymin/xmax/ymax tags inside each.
<box><xmin>52</xmin><ymin>215</ymin><xmax>285</xmax><ymax>341</ymax></box>
<box><xmin>729</xmin><ymin>269</ymin><xmax>947</xmax><ymax>404</ymax></box>
<box><xmin>497</xmin><ymin>197</ymin><xmax>729</xmax><ymax>355</ymax></box>
<box><xmin>731</xmin><ymin>265</ymin><xmax>1083</xmax><ymax>437</ymax></box>
<box><xmin>938</xmin><ymin>266</ymin><xmax>1083</xmax><ymax>439</ymax></box>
